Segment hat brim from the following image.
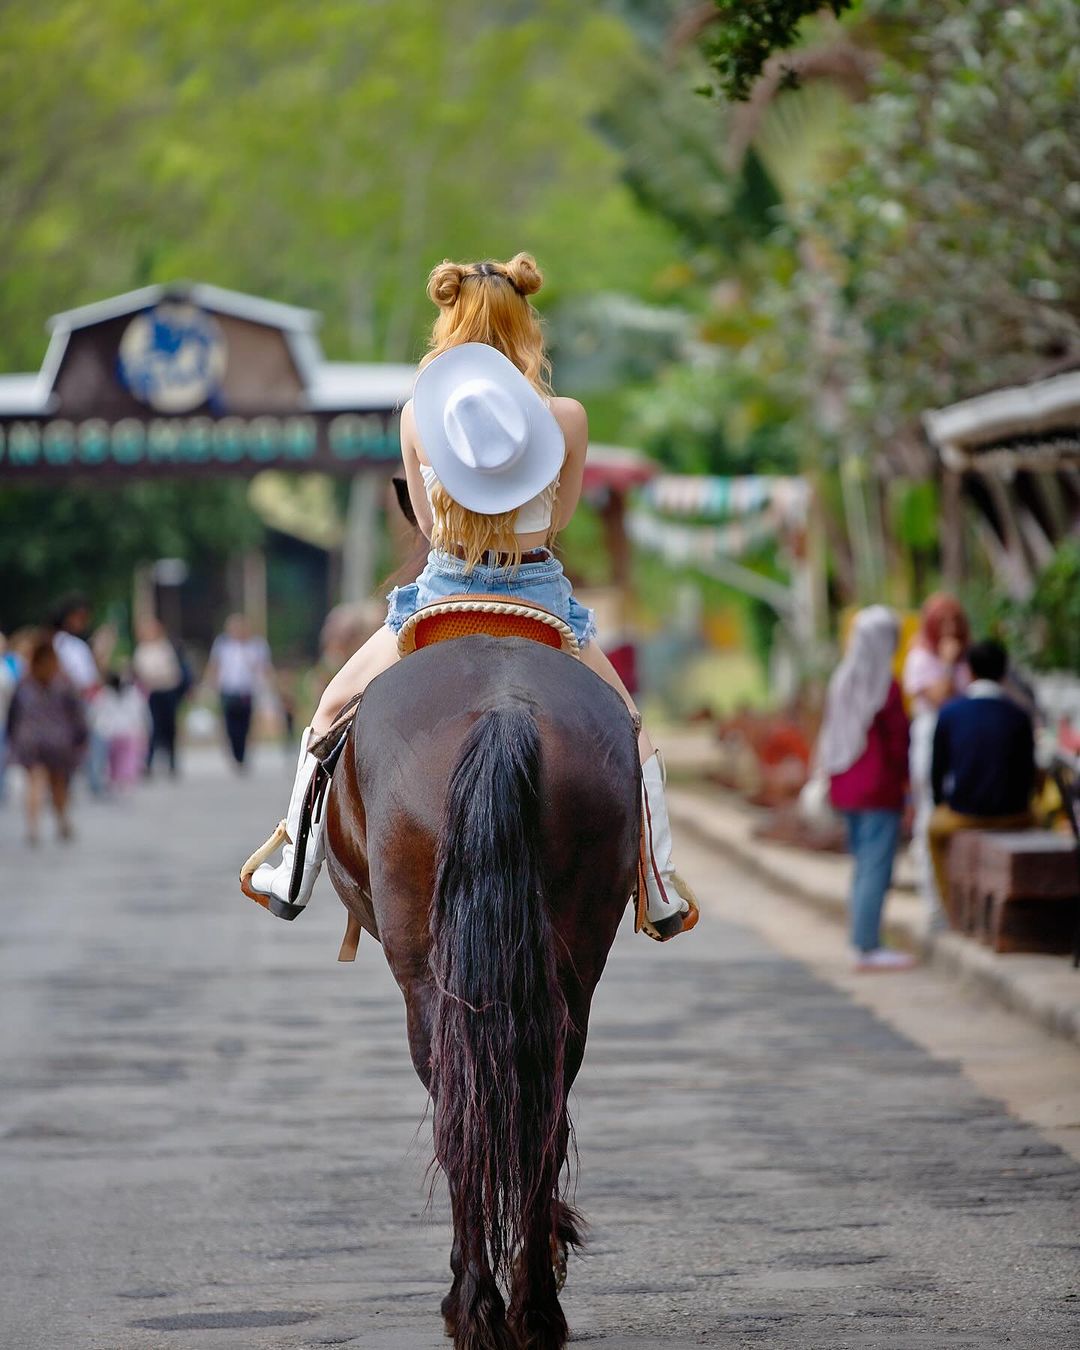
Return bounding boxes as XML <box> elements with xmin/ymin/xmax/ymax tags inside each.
<box><xmin>412</xmin><ymin>343</ymin><xmax>566</xmax><ymax>516</ymax></box>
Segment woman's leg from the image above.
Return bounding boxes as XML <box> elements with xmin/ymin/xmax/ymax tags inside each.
<box><xmin>162</xmin><ymin>692</ymin><xmax>179</xmax><ymax>776</ymax></box>
<box><xmin>25</xmin><ymin>765</ymin><xmax>46</xmax><ymax>845</ymax></box>
<box><xmin>312</xmin><ymin>623</ymin><xmax>401</xmax><ymax>735</ymax></box>
<box><xmin>145</xmin><ymin>691</ymin><xmax>163</xmax><ymax>773</ymax></box>
<box><xmin>850</xmin><ymin>809</ymin><xmax>902</xmax><ymax>954</ymax></box>
<box><xmin>242</xmin><ymin>624</ymin><xmax>402</xmax><ymax>916</ymax></box>
<box><xmin>48</xmin><ymin>770</ymin><xmax>72</xmax><ymax>840</ymax></box>
<box><xmin>578</xmin><ymin>640</ymin><xmax>694</xmax><ymax>939</ymax></box>
<box><xmin>578</xmin><ymin>641</ymin><xmax>654</xmax><ymax>762</ymax></box>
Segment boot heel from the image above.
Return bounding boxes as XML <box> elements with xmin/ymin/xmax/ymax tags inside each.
<box><xmin>267</xmin><ymin>895</ymin><xmax>307</xmax><ymax>922</ymax></box>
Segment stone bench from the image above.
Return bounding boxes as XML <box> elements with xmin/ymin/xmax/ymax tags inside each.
<box><xmin>950</xmin><ymin>831</ymin><xmax>1078</xmax><ymax>954</ymax></box>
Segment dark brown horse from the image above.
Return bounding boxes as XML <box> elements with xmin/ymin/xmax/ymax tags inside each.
<box><xmin>324</xmin><ymin>633</ymin><xmax>640</xmax><ymax>1350</ymax></box>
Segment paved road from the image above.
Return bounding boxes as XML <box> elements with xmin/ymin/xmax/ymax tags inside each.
<box><xmin>2</xmin><ymin>750</ymin><xmax>1078</xmax><ymax>1349</ymax></box>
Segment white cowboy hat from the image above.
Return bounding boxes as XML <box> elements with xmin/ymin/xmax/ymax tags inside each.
<box><xmin>412</xmin><ymin>342</ymin><xmax>565</xmax><ymax>515</ymax></box>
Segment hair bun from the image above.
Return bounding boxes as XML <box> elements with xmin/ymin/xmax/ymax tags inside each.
<box><xmin>427</xmin><ymin>261</ymin><xmax>466</xmax><ymax>308</ymax></box>
<box><xmin>504</xmin><ymin>252</ymin><xmax>542</xmax><ymax>297</ymax></box>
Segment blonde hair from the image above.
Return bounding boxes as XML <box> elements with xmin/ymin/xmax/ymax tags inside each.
<box><xmin>420</xmin><ymin>252</ymin><xmax>559</xmax><ymax>571</ymax></box>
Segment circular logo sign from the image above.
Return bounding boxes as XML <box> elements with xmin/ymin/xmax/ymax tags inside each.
<box><xmin>118</xmin><ymin>303</ymin><xmax>227</xmax><ymax>413</ymax></box>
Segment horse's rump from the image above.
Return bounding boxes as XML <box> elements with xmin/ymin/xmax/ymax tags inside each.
<box><xmin>342</xmin><ymin>638</ymin><xmax>640</xmax><ymax>949</ymax></box>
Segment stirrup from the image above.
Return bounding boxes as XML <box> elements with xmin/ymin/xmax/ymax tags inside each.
<box><xmin>239</xmin><ymin>820</ymin><xmax>289</xmax><ymax>910</ymax></box>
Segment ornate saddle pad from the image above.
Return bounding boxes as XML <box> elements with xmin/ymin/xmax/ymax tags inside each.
<box><xmin>396</xmin><ymin>593</ymin><xmax>580</xmax><ymax>657</ymax></box>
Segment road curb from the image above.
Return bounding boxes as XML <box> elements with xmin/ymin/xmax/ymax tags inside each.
<box><xmin>669</xmin><ymin>786</ymin><xmax>1080</xmax><ymax>1051</ymax></box>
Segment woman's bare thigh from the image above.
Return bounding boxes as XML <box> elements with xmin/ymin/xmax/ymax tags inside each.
<box><xmin>578</xmin><ymin>641</ymin><xmax>654</xmax><ymax>762</ymax></box>
<box><xmin>313</xmin><ymin>624</ymin><xmax>400</xmax><ymax>734</ymax></box>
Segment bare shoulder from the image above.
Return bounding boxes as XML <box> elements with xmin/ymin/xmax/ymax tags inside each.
<box><xmin>399</xmin><ymin>399</ymin><xmax>418</xmax><ymax>455</ymax></box>
<box><xmin>548</xmin><ymin>396</ymin><xmax>587</xmax><ymax>445</ymax></box>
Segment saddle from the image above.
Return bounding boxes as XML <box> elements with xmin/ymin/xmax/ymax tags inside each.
<box><xmin>396</xmin><ymin>594</ymin><xmax>580</xmax><ymax>658</ymax></box>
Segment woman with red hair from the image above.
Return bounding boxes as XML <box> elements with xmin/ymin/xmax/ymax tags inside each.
<box><xmin>902</xmin><ymin>594</ymin><xmax>971</xmax><ymax>925</ymax></box>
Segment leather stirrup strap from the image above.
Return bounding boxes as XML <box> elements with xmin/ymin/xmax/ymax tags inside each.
<box><xmin>287</xmin><ymin>728</ymin><xmax>351</xmax><ymax>903</ymax></box>
<box><xmin>635</xmin><ymin>786</ymin><xmax>649</xmax><ymax>934</ymax></box>
<box><xmin>338</xmin><ymin>914</ymin><xmax>363</xmax><ymax>962</ymax></box>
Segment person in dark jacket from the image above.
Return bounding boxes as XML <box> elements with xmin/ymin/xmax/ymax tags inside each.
<box><xmin>818</xmin><ymin>606</ymin><xmax>914</xmax><ymax>971</ymax></box>
<box><xmin>928</xmin><ymin>638</ymin><xmax>1035</xmax><ymax>905</ymax></box>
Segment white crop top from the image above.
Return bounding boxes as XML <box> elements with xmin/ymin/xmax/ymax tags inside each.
<box><xmin>419</xmin><ymin>463</ymin><xmax>558</xmax><ymax>534</ymax></box>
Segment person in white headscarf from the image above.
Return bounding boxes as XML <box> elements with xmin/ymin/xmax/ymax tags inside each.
<box><xmin>817</xmin><ymin>606</ymin><xmax>914</xmax><ymax>971</ymax></box>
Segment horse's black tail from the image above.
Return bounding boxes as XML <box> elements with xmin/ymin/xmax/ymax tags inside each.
<box><xmin>430</xmin><ymin>702</ymin><xmax>570</xmax><ymax>1294</ymax></box>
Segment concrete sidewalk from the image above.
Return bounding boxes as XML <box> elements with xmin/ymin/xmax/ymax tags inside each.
<box><xmin>667</xmin><ymin>781</ymin><xmax>1080</xmax><ymax>1049</ymax></box>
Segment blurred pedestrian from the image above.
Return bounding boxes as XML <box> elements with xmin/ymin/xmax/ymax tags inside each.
<box><xmin>92</xmin><ymin>670</ymin><xmax>150</xmax><ymax>791</ymax></box>
<box><xmin>928</xmin><ymin>638</ymin><xmax>1035</xmax><ymax>906</ymax></box>
<box><xmin>818</xmin><ymin>606</ymin><xmax>915</xmax><ymax>972</ymax></box>
<box><xmin>6</xmin><ymin>634</ymin><xmax>88</xmax><ymax>844</ymax></box>
<box><xmin>902</xmin><ymin>593</ymin><xmax>971</xmax><ymax>928</ymax></box>
<box><xmin>51</xmin><ymin>595</ymin><xmax>99</xmax><ymax>693</ymax></box>
<box><xmin>133</xmin><ymin>618</ymin><xmax>185</xmax><ymax>778</ymax></box>
<box><xmin>205</xmin><ymin>614</ymin><xmax>273</xmax><ymax>771</ymax></box>
<box><xmin>0</xmin><ymin>634</ymin><xmax>15</xmax><ymax>802</ymax></box>
<box><xmin>51</xmin><ymin>594</ymin><xmax>109</xmax><ymax>796</ymax></box>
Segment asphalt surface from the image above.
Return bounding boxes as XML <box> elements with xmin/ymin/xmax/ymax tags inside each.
<box><xmin>2</xmin><ymin>747</ymin><xmax>1078</xmax><ymax>1349</ymax></box>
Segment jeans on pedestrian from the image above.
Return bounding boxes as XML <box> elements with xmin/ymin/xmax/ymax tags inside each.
<box><xmin>85</xmin><ymin>728</ymin><xmax>110</xmax><ymax>797</ymax></box>
<box><xmin>147</xmin><ymin>689</ymin><xmax>179</xmax><ymax>776</ymax></box>
<box><xmin>221</xmin><ymin>692</ymin><xmax>253</xmax><ymax>766</ymax></box>
<box><xmin>841</xmin><ymin>809</ymin><xmax>902</xmax><ymax>954</ymax></box>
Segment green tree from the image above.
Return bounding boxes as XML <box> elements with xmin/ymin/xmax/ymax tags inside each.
<box><xmin>0</xmin><ymin>480</ymin><xmax>261</xmax><ymax>631</ymax></box>
<box><xmin>0</xmin><ymin>0</ymin><xmax>683</xmax><ymax>620</ymax></box>
<box><xmin>783</xmin><ymin>0</ymin><xmax>1080</xmax><ymax>451</ymax></box>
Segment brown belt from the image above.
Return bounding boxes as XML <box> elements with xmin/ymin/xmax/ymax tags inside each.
<box><xmin>449</xmin><ymin>545</ymin><xmax>551</xmax><ymax>566</ymax></box>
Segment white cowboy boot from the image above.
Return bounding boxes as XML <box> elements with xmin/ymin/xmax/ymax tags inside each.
<box><xmin>640</xmin><ymin>751</ymin><xmax>698</xmax><ymax>942</ymax></box>
<box><xmin>240</xmin><ymin>727</ymin><xmax>326</xmax><ymax>920</ymax></box>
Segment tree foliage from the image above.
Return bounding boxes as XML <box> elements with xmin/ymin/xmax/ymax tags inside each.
<box><xmin>0</xmin><ymin>0</ymin><xmax>682</xmax><ymax>625</ymax></box>
<box><xmin>783</xmin><ymin>0</ymin><xmax>1080</xmax><ymax>446</ymax></box>
<box><xmin>0</xmin><ymin>480</ymin><xmax>261</xmax><ymax>631</ymax></box>
<box><xmin>698</xmin><ymin>1</ymin><xmax>855</xmax><ymax>102</ymax></box>
<box><xmin>0</xmin><ymin>0</ymin><xmax>677</xmax><ymax>370</ymax></box>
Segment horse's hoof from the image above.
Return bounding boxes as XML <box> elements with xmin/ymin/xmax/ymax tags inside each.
<box><xmin>440</xmin><ymin>1287</ymin><xmax>459</xmax><ymax>1339</ymax></box>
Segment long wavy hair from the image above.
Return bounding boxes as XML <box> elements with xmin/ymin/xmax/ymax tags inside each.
<box><xmin>917</xmin><ymin>592</ymin><xmax>970</xmax><ymax>653</ymax></box>
<box><xmin>419</xmin><ymin>253</ymin><xmax>560</xmax><ymax>571</ymax></box>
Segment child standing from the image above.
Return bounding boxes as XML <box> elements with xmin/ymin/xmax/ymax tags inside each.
<box><xmin>93</xmin><ymin>671</ymin><xmax>150</xmax><ymax>790</ymax></box>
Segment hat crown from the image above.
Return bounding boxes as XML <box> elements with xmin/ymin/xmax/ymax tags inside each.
<box><xmin>412</xmin><ymin>343</ymin><xmax>564</xmax><ymax>515</ymax></box>
<box><xmin>443</xmin><ymin>378</ymin><xmax>528</xmax><ymax>474</ymax></box>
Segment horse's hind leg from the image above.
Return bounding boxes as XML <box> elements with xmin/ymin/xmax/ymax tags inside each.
<box><xmin>442</xmin><ymin>1187</ymin><xmax>515</xmax><ymax>1350</ymax></box>
<box><xmin>509</xmin><ymin>1002</ymin><xmax>592</xmax><ymax>1348</ymax></box>
<box><xmin>509</xmin><ymin>1204</ymin><xmax>569</xmax><ymax>1350</ymax></box>
<box><xmin>440</xmin><ymin>1227</ymin><xmax>463</xmax><ymax>1339</ymax></box>
<box><xmin>453</xmin><ymin>1262</ymin><xmax>515</xmax><ymax>1350</ymax></box>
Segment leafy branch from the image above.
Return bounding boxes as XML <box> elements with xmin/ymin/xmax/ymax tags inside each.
<box><xmin>691</xmin><ymin>1</ymin><xmax>855</xmax><ymax>101</ymax></box>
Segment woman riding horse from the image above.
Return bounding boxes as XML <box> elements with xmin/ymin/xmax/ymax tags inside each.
<box><xmin>242</xmin><ymin>251</ymin><xmax>697</xmax><ymax>939</ymax></box>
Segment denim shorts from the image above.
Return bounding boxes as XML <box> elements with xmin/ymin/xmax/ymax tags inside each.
<box><xmin>385</xmin><ymin>549</ymin><xmax>596</xmax><ymax>647</ymax></box>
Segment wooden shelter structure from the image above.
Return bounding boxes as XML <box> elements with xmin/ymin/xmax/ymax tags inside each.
<box><xmin>924</xmin><ymin>368</ymin><xmax>1080</xmax><ymax>598</ymax></box>
<box><xmin>0</xmin><ymin>283</ymin><xmax>415</xmax><ymax>635</ymax></box>
<box><xmin>0</xmin><ymin>282</ymin><xmax>414</xmax><ymax>480</ymax></box>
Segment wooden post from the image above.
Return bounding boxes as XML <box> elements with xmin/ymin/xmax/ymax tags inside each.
<box><xmin>132</xmin><ymin>563</ymin><xmax>156</xmax><ymax>628</ymax></box>
<box><xmin>599</xmin><ymin>487</ymin><xmax>631</xmax><ymax>606</ymax></box>
<box><xmin>242</xmin><ymin>549</ymin><xmax>268</xmax><ymax>634</ymax></box>
<box><xmin>940</xmin><ymin>469</ymin><xmax>965</xmax><ymax>590</ymax></box>
<box><xmin>342</xmin><ymin>470</ymin><xmax>381</xmax><ymax>603</ymax></box>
